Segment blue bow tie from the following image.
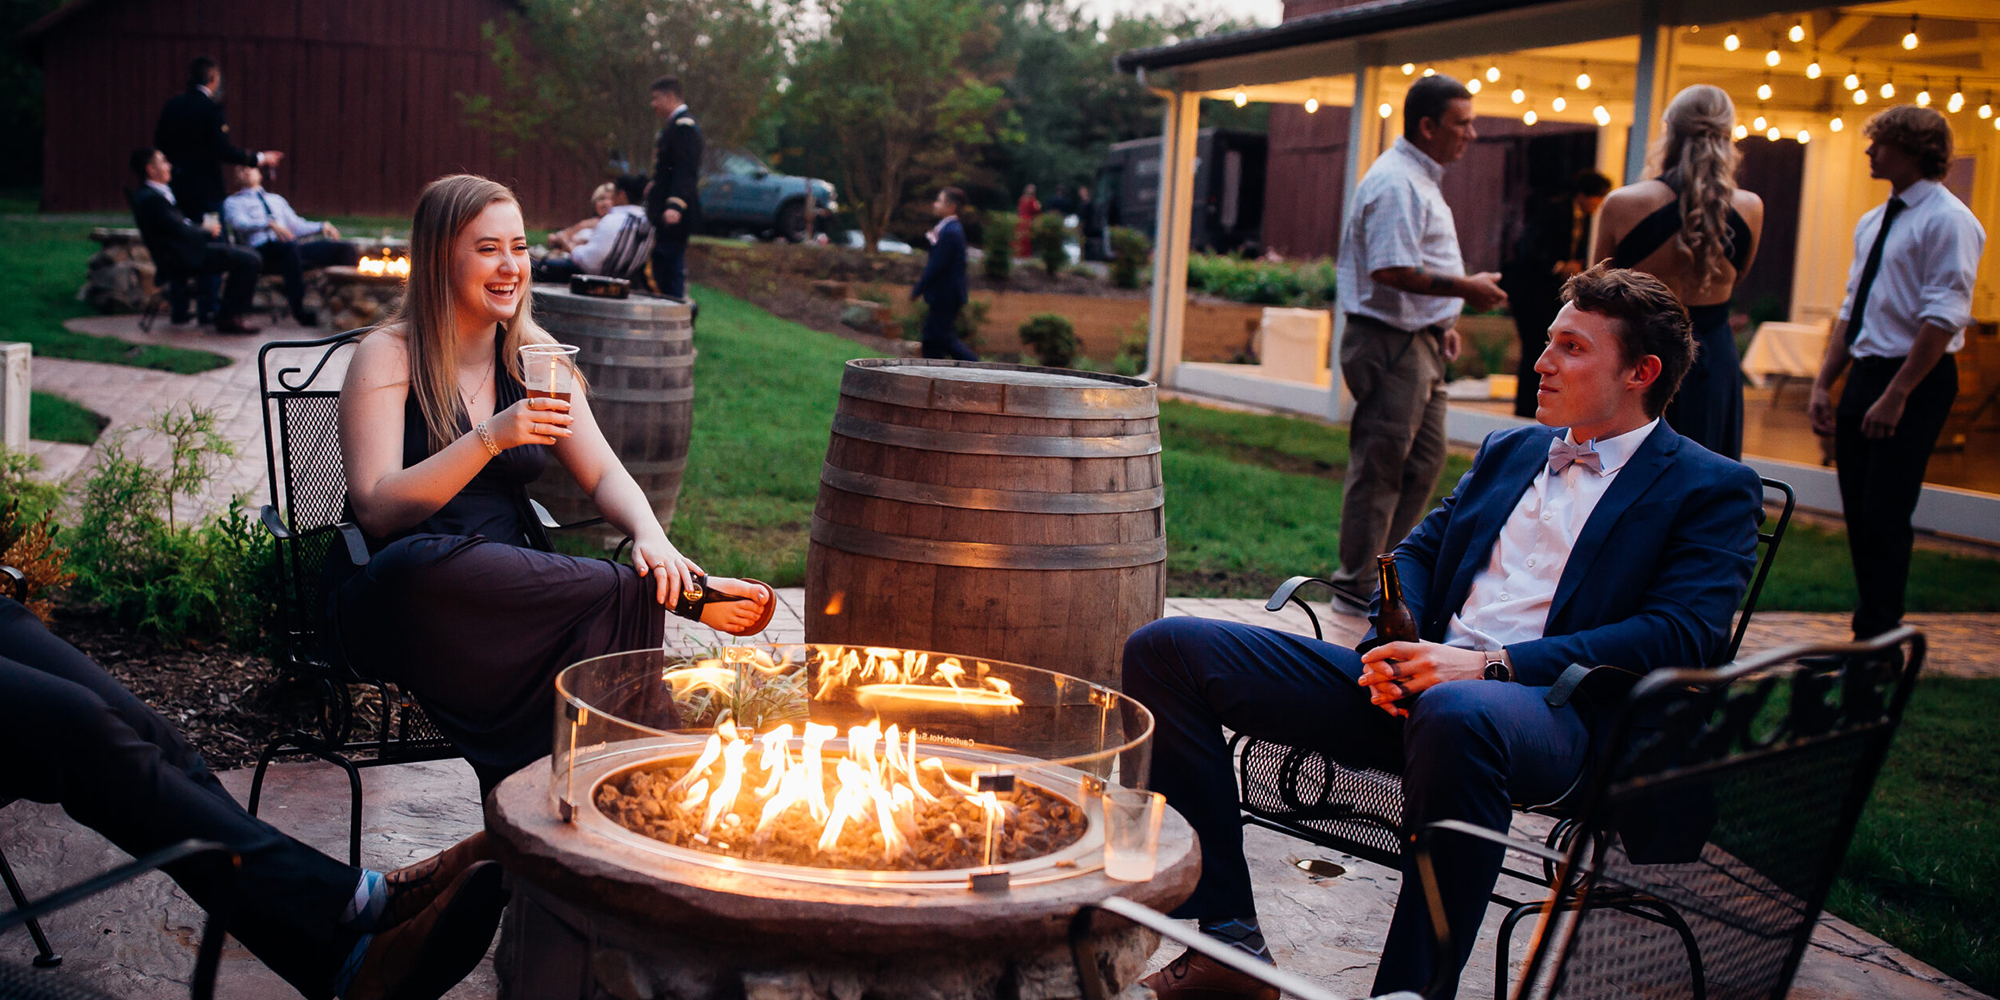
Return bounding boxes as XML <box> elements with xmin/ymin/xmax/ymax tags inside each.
<box><xmin>1548</xmin><ymin>437</ymin><xmax>1603</xmax><ymax>475</ymax></box>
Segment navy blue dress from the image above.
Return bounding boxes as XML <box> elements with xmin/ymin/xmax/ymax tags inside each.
<box><xmin>329</xmin><ymin>332</ymin><xmax>663</xmax><ymax>792</ymax></box>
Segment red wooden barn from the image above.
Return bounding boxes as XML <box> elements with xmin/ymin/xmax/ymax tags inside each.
<box><xmin>22</xmin><ymin>0</ymin><xmax>599</xmax><ymax>225</ymax></box>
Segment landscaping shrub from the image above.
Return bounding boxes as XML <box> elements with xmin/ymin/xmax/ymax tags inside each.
<box><xmin>1186</xmin><ymin>253</ymin><xmax>1336</xmax><ymax>307</ymax></box>
<box><xmin>1114</xmin><ymin>321</ymin><xmax>1150</xmax><ymax>377</ymax></box>
<box><xmin>1109</xmin><ymin>227</ymin><xmax>1151</xmax><ymax>289</ymax></box>
<box><xmin>982</xmin><ymin>211</ymin><xmax>1014</xmax><ymax>281</ymax></box>
<box><xmin>1029</xmin><ymin>212</ymin><xmax>1068</xmax><ymax>277</ymax></box>
<box><xmin>1018</xmin><ymin>313</ymin><xmax>1079</xmax><ymax>368</ymax></box>
<box><xmin>66</xmin><ymin>405</ymin><xmax>276</xmax><ymax>648</ymax></box>
<box><xmin>0</xmin><ymin>449</ymin><xmax>73</xmax><ymax>623</ymax></box>
<box><xmin>900</xmin><ymin>297</ymin><xmax>990</xmax><ymax>348</ymax></box>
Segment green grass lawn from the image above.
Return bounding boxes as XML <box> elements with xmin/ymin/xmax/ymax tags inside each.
<box><xmin>29</xmin><ymin>391</ymin><xmax>108</xmax><ymax>444</ymax></box>
<box><xmin>0</xmin><ymin>215</ymin><xmax>229</xmax><ymax>374</ymax></box>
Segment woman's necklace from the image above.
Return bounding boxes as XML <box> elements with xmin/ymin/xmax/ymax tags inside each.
<box><xmin>459</xmin><ymin>357</ymin><xmax>495</xmax><ymax>416</ymax></box>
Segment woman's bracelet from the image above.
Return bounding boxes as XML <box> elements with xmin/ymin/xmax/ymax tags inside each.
<box><xmin>474</xmin><ymin>419</ymin><xmax>501</xmax><ymax>457</ymax></box>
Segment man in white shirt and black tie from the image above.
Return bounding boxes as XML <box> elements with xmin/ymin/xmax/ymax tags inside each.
<box><xmin>1809</xmin><ymin>105</ymin><xmax>1986</xmax><ymax>640</ymax></box>
<box><xmin>223</xmin><ymin>164</ymin><xmax>361</xmax><ymax>326</ymax></box>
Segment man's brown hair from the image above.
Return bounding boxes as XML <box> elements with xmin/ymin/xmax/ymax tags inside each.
<box><xmin>1864</xmin><ymin>105</ymin><xmax>1953</xmax><ymax>180</ymax></box>
<box><xmin>1560</xmin><ymin>265</ymin><xmax>1695</xmax><ymax>417</ymax></box>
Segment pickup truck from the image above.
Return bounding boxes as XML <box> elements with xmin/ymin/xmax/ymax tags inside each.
<box><xmin>699</xmin><ymin>152</ymin><xmax>838</xmax><ymax>243</ymax></box>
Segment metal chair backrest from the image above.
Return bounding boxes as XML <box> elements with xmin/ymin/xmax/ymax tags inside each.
<box><xmin>1525</xmin><ymin>627</ymin><xmax>1924</xmax><ymax>1000</ymax></box>
<box><xmin>1723</xmin><ymin>478</ymin><xmax>1796</xmax><ymax>664</ymax></box>
<box><xmin>258</xmin><ymin>330</ymin><xmax>368</xmax><ymax>675</ymax></box>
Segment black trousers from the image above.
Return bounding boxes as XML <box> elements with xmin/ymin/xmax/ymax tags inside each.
<box><xmin>166</xmin><ymin>243</ymin><xmax>263</xmax><ymax>322</ymax></box>
<box><xmin>920</xmin><ymin>295</ymin><xmax>978</xmax><ymax>361</ymax></box>
<box><xmin>0</xmin><ymin>600</ymin><xmax>361</xmax><ymax>999</ymax></box>
<box><xmin>1836</xmin><ymin>353</ymin><xmax>1958</xmax><ymax>638</ymax></box>
<box><xmin>650</xmin><ymin>236</ymin><xmax>688</xmax><ymax>299</ymax></box>
<box><xmin>257</xmin><ymin>239</ymin><xmax>361</xmax><ymax>313</ymax></box>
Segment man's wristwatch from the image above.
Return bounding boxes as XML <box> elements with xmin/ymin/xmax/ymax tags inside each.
<box><xmin>1482</xmin><ymin>649</ymin><xmax>1513</xmax><ymax>683</ymax></box>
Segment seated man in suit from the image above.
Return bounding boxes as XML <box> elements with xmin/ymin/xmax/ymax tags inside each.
<box><xmin>532</xmin><ymin>174</ymin><xmax>654</xmax><ymax>284</ymax></box>
<box><xmin>1125</xmin><ymin>265</ymin><xmax>1763</xmax><ymax>1000</ymax></box>
<box><xmin>128</xmin><ymin>147</ymin><xmax>264</xmax><ymax>334</ymax></box>
<box><xmin>223</xmin><ymin>164</ymin><xmax>362</xmax><ymax>326</ymax></box>
<box><xmin>0</xmin><ymin>596</ymin><xmax>505</xmax><ymax>1000</ymax></box>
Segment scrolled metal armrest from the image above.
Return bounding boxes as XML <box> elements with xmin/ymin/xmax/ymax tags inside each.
<box><xmin>336</xmin><ymin>523</ymin><xmax>370</xmax><ymax>567</ymax></box>
<box><xmin>1265</xmin><ymin>575</ymin><xmax>1338</xmax><ymax>613</ymax></box>
<box><xmin>529</xmin><ymin>497</ymin><xmax>607</xmax><ymax>532</ymax></box>
<box><xmin>258</xmin><ymin>504</ymin><xmax>294</xmax><ymax>540</ymax></box>
<box><xmin>1</xmin><ymin>565</ymin><xmax>25</xmax><ymax>604</ymax></box>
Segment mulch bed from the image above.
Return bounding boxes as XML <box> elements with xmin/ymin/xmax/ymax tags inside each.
<box><xmin>47</xmin><ymin>605</ymin><xmax>317</xmax><ymax>772</ymax></box>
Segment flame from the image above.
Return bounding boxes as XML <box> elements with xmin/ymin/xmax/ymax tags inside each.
<box><xmin>667</xmin><ymin>715</ymin><xmax>1013</xmax><ymax>862</ymax></box>
<box><xmin>356</xmin><ymin>250</ymin><xmax>410</xmax><ymax>278</ymax></box>
<box><xmin>823</xmin><ymin>591</ymin><xmax>844</xmax><ymax>616</ymax></box>
<box><xmin>814</xmin><ymin>647</ymin><xmax>1021</xmax><ymax>712</ymax></box>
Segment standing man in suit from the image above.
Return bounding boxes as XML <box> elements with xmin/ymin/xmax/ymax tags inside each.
<box><xmin>1809</xmin><ymin>106</ymin><xmax>1985</xmax><ymax>641</ymax></box>
<box><xmin>646</xmin><ymin>76</ymin><xmax>702</xmax><ymax>299</ymax></box>
<box><xmin>1502</xmin><ymin>170</ymin><xmax>1613</xmax><ymax>417</ymax></box>
<box><xmin>154</xmin><ymin>55</ymin><xmax>283</xmax><ymax>322</ymax></box>
<box><xmin>1126</xmin><ymin>266</ymin><xmax>1763</xmax><ymax>1000</ymax></box>
<box><xmin>129</xmin><ymin>148</ymin><xmax>264</xmax><ymax>334</ymax></box>
<box><xmin>911</xmin><ymin>187</ymin><xmax>976</xmax><ymax>361</ymax></box>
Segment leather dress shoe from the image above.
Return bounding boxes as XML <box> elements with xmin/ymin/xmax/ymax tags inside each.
<box><xmin>380</xmin><ymin>831</ymin><xmax>493</xmax><ymax>929</ymax></box>
<box><xmin>1139</xmin><ymin>949</ymin><xmax>1279</xmax><ymax>1000</ymax></box>
<box><xmin>213</xmin><ymin>314</ymin><xmax>262</xmax><ymax>335</ymax></box>
<box><xmin>344</xmin><ymin>860</ymin><xmax>507</xmax><ymax>1000</ymax></box>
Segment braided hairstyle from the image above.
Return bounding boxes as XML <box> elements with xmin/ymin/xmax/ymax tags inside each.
<box><xmin>1649</xmin><ymin>85</ymin><xmax>1742</xmax><ymax>292</ymax></box>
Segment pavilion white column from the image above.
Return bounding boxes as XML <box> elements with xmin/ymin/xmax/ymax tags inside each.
<box><xmin>1146</xmin><ymin>90</ymin><xmax>1202</xmax><ymax>388</ymax></box>
<box><xmin>1327</xmin><ymin>60</ymin><xmax>1383</xmax><ymax>422</ymax></box>
<box><xmin>1625</xmin><ymin>0</ymin><xmax>1670</xmax><ymax>184</ymax></box>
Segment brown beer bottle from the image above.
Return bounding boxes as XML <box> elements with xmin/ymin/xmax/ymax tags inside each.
<box><xmin>1376</xmin><ymin>553</ymin><xmax>1421</xmax><ymax>709</ymax></box>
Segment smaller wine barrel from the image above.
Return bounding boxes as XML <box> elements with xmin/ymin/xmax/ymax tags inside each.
<box><xmin>529</xmin><ymin>286</ymin><xmax>694</xmax><ymax>534</ymax></box>
<box><xmin>806</xmin><ymin>359</ymin><xmax>1166</xmax><ymax>689</ymax></box>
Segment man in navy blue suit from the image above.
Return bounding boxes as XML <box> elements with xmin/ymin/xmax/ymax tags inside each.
<box><xmin>912</xmin><ymin>187</ymin><xmax>977</xmax><ymax>360</ymax></box>
<box><xmin>1127</xmin><ymin>266</ymin><xmax>1763</xmax><ymax>1000</ymax></box>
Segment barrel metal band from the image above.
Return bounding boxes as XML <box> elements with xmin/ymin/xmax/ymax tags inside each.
<box><xmin>841</xmin><ymin>366</ymin><xmax>1157</xmax><ymax>420</ymax></box>
<box><xmin>830</xmin><ymin>414</ymin><xmax>1160</xmax><ymax>458</ymax></box>
<box><xmin>819</xmin><ymin>463</ymin><xmax>1162</xmax><ymax>514</ymax></box>
<box><xmin>810</xmin><ymin>516</ymin><xmax>1165</xmax><ymax>570</ymax></box>
<box><xmin>553</xmin><ymin>327</ymin><xmax>695</xmax><ymax>344</ymax></box>
<box><xmin>590</xmin><ymin>386</ymin><xmax>696</xmax><ymax>404</ymax></box>
<box><xmin>587</xmin><ymin>354</ymin><xmax>697</xmax><ymax>369</ymax></box>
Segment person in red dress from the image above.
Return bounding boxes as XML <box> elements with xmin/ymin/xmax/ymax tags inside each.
<box><xmin>1013</xmin><ymin>183</ymin><xmax>1040</xmax><ymax>258</ymax></box>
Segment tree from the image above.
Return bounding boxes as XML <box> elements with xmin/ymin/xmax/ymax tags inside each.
<box><xmin>782</xmin><ymin>0</ymin><xmax>1012</xmax><ymax>252</ymax></box>
<box><xmin>460</xmin><ymin>0</ymin><xmax>786</xmax><ymax>175</ymax></box>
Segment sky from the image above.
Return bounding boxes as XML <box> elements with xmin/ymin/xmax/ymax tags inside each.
<box><xmin>1074</xmin><ymin>0</ymin><xmax>1285</xmax><ymax>29</ymax></box>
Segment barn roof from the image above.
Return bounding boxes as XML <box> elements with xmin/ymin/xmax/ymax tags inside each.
<box><xmin>1114</xmin><ymin>0</ymin><xmax>1554</xmax><ymax>73</ymax></box>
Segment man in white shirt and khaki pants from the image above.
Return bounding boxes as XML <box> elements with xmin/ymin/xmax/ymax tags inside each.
<box><xmin>1809</xmin><ymin>105</ymin><xmax>1987</xmax><ymax>640</ymax></box>
<box><xmin>1327</xmin><ymin>75</ymin><xmax>1508</xmax><ymax>613</ymax></box>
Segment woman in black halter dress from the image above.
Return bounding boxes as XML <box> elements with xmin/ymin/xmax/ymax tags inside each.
<box><xmin>330</xmin><ymin>175</ymin><xmax>771</xmax><ymax>793</ymax></box>
<box><xmin>1593</xmin><ymin>85</ymin><xmax>1764</xmax><ymax>459</ymax></box>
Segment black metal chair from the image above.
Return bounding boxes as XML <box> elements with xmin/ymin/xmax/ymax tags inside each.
<box><xmin>1235</xmin><ymin>477</ymin><xmax>1798</xmax><ymax>888</ymax></box>
<box><xmin>0</xmin><ymin>840</ymin><xmax>233</xmax><ymax>1000</ymax></box>
<box><xmin>0</xmin><ymin>568</ymin><xmax>59</xmax><ymax>971</ymax></box>
<box><xmin>246</xmin><ymin>330</ymin><xmax>613</xmax><ymax>866</ymax></box>
<box><xmin>1069</xmin><ymin>627</ymin><xmax>1920</xmax><ymax>1000</ymax></box>
<box><xmin>1416</xmin><ymin>626</ymin><xmax>1924</xmax><ymax>1000</ymax></box>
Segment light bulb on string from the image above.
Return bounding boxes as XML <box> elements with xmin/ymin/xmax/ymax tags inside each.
<box><xmin>1400</xmin><ymin>63</ymin><xmax>1415</xmax><ymax>75</ymax></box>
<box><xmin>1305</xmin><ymin>97</ymin><xmax>1319</xmax><ymax>114</ymax></box>
<box><xmin>1523</xmin><ymin>110</ymin><xmax>1538</xmax><ymax>125</ymax></box>
<box><xmin>1853</xmin><ymin>89</ymin><xmax>1868</xmax><ymax>105</ymax></box>
<box><xmin>1948</xmin><ymin>82</ymin><xmax>1964</xmax><ymax>113</ymax></box>
<box><xmin>1797</xmin><ymin>129</ymin><xmax>1810</xmax><ymax>144</ymax></box>
<box><xmin>1767</xmin><ymin>126</ymin><xmax>1780</xmax><ymax>141</ymax></box>
<box><xmin>1843</xmin><ymin>65</ymin><xmax>1860</xmax><ymax>91</ymax></box>
<box><xmin>1829</xmin><ymin>115</ymin><xmax>1844</xmax><ymax>133</ymax></box>
<box><xmin>1917</xmin><ymin>79</ymin><xmax>1931</xmax><ymax>108</ymax></box>
<box><xmin>1422</xmin><ymin>67</ymin><xmax>1435</xmax><ymax>77</ymax></box>
<box><xmin>1378</xmin><ymin>102</ymin><xmax>1393</xmax><ymax>119</ymax></box>
<box><xmin>1723</xmin><ymin>27</ymin><xmax>1740</xmax><ymax>51</ymax></box>
<box><xmin>1982</xmin><ymin>94</ymin><xmax>1995</xmax><ymax>119</ymax></box>
<box><xmin>1593</xmin><ymin>105</ymin><xmax>1610</xmax><ymax>126</ymax></box>
<box><xmin>1758</xmin><ymin>80</ymin><xmax>1773</xmax><ymax>101</ymax></box>
<box><xmin>1806</xmin><ymin>53</ymin><xmax>1821</xmax><ymax>80</ymax></box>
<box><xmin>1733</xmin><ymin>124</ymin><xmax>1748</xmax><ymax>140</ymax></box>
<box><xmin>1576</xmin><ymin>63</ymin><xmax>1590</xmax><ymax>90</ymax></box>
<box><xmin>1789</xmin><ymin>20</ymin><xmax>1805</xmax><ymax>44</ymax></box>
<box><xmin>1234</xmin><ymin>90</ymin><xmax>1247</xmax><ymax>107</ymax></box>
<box><xmin>1753</xmin><ymin>114</ymin><xmax>1767</xmax><ymax>131</ymax></box>
<box><xmin>1880</xmin><ymin>75</ymin><xmax>1894</xmax><ymax>100</ymax></box>
<box><xmin>1765</xmin><ymin>38</ymin><xmax>1781</xmax><ymax>68</ymax></box>
<box><xmin>1467</xmin><ymin>78</ymin><xmax>1482</xmax><ymax>95</ymax></box>
<box><xmin>1552</xmin><ymin>93</ymin><xmax>1567</xmax><ymax>113</ymax></box>
<box><xmin>1485</xmin><ymin>66</ymin><xmax>1500</xmax><ymax>83</ymax></box>
<box><xmin>1902</xmin><ymin>14</ymin><xmax>1918</xmax><ymax>50</ymax></box>
<box><xmin>1511</xmin><ymin>82</ymin><xmax>1526</xmax><ymax>105</ymax></box>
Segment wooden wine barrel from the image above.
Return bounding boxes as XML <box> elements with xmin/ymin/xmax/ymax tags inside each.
<box><xmin>528</xmin><ymin>286</ymin><xmax>694</xmax><ymax>535</ymax></box>
<box><xmin>805</xmin><ymin>359</ymin><xmax>1165</xmax><ymax>689</ymax></box>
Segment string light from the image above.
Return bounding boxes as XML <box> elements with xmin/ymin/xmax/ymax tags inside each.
<box><xmin>1758</xmin><ymin>79</ymin><xmax>1773</xmax><ymax>102</ymax></box>
<box><xmin>1766</xmin><ymin>126</ymin><xmax>1780</xmax><ymax>141</ymax></box>
<box><xmin>1789</xmin><ymin>20</ymin><xmax>1805</xmax><ymax>44</ymax></box>
<box><xmin>1947</xmin><ymin>81</ymin><xmax>1964</xmax><ymax>114</ymax></box>
<box><xmin>1879</xmin><ymin>75</ymin><xmax>1894</xmax><ymax>100</ymax></box>
<box><xmin>1379</xmin><ymin>102</ymin><xmax>1393</xmax><ymax>118</ymax></box>
<box><xmin>1234</xmin><ymin>90</ymin><xmax>1248</xmax><ymax>107</ymax></box>
<box><xmin>1765</xmin><ymin>36</ymin><xmax>1781</xmax><ymax>68</ymax></box>
<box><xmin>1982</xmin><ymin>93</ymin><xmax>1995</xmax><ymax>119</ymax></box>
<box><xmin>1829</xmin><ymin>115</ymin><xmax>1844</xmax><ymax>132</ymax></box>
<box><xmin>1902</xmin><ymin>14</ymin><xmax>1918</xmax><ymax>51</ymax></box>
<box><xmin>1511</xmin><ymin>81</ymin><xmax>1526</xmax><ymax>105</ymax></box>
<box><xmin>1576</xmin><ymin>63</ymin><xmax>1591</xmax><ymax>90</ymax></box>
<box><xmin>1467</xmin><ymin>78</ymin><xmax>1482</xmax><ymax>94</ymax></box>
<box><xmin>1853</xmin><ymin>89</ymin><xmax>1868</xmax><ymax>105</ymax></box>
<box><xmin>1593</xmin><ymin>105</ymin><xmax>1611</xmax><ymax>126</ymax></box>
<box><xmin>1723</xmin><ymin>27</ymin><xmax>1740</xmax><ymax>51</ymax></box>
<box><xmin>1733</xmin><ymin>124</ymin><xmax>1749</xmax><ymax>140</ymax></box>
<box><xmin>1552</xmin><ymin>93</ymin><xmax>1567</xmax><ymax>112</ymax></box>
<box><xmin>1806</xmin><ymin>52</ymin><xmax>1821</xmax><ymax>80</ymax></box>
<box><xmin>1797</xmin><ymin>129</ymin><xmax>1810</xmax><ymax>144</ymax></box>
<box><xmin>1753</xmin><ymin>114</ymin><xmax>1767</xmax><ymax>131</ymax></box>
<box><xmin>1422</xmin><ymin>67</ymin><xmax>1436</xmax><ymax>77</ymax></box>
<box><xmin>1485</xmin><ymin>66</ymin><xmax>1500</xmax><ymax>83</ymax></box>
<box><xmin>1843</xmin><ymin>65</ymin><xmax>1860</xmax><ymax>91</ymax></box>
<box><xmin>1917</xmin><ymin>79</ymin><xmax>1931</xmax><ymax>108</ymax></box>
<box><xmin>1305</xmin><ymin>97</ymin><xmax>1319</xmax><ymax>114</ymax></box>
<box><xmin>1401</xmin><ymin>63</ymin><xmax>1416</xmax><ymax>75</ymax></box>
<box><xmin>1523</xmin><ymin>110</ymin><xmax>1538</xmax><ymax>125</ymax></box>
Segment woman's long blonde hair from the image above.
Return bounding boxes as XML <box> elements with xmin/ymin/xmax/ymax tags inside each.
<box><xmin>390</xmin><ymin>174</ymin><xmax>558</xmax><ymax>452</ymax></box>
<box><xmin>1649</xmin><ymin>85</ymin><xmax>1742</xmax><ymax>292</ymax></box>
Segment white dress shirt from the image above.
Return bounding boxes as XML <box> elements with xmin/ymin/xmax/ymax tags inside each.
<box><xmin>570</xmin><ymin>203</ymin><xmax>654</xmax><ymax>277</ymax></box>
<box><xmin>1336</xmin><ymin>136</ymin><xmax>1467</xmax><ymax>332</ymax></box>
<box><xmin>1445</xmin><ymin>419</ymin><xmax>1660</xmax><ymax>652</ymax></box>
<box><xmin>222</xmin><ymin>186</ymin><xmax>325</xmax><ymax>247</ymax></box>
<box><xmin>1838</xmin><ymin>178</ymin><xmax>1986</xmax><ymax>358</ymax></box>
<box><xmin>146</xmin><ymin>180</ymin><xmax>177</xmax><ymax>205</ymax></box>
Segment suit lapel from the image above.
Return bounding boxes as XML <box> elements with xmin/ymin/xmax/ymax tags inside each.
<box><xmin>1438</xmin><ymin>428</ymin><xmax>1552</xmax><ymax>624</ymax></box>
<box><xmin>1547</xmin><ymin>423</ymin><xmax>1679</xmax><ymax>626</ymax></box>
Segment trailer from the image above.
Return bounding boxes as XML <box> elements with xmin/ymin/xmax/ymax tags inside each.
<box><xmin>1095</xmin><ymin>128</ymin><xmax>1266</xmax><ymax>256</ymax></box>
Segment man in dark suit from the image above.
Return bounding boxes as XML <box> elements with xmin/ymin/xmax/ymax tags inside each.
<box><xmin>129</xmin><ymin>147</ymin><xmax>264</xmax><ymax>334</ymax></box>
<box><xmin>1501</xmin><ymin>170</ymin><xmax>1613</xmax><ymax>417</ymax></box>
<box><xmin>1125</xmin><ymin>265</ymin><xmax>1763</xmax><ymax>1000</ymax></box>
<box><xmin>645</xmin><ymin>76</ymin><xmax>702</xmax><ymax>299</ymax></box>
<box><xmin>911</xmin><ymin>187</ymin><xmax>976</xmax><ymax>360</ymax></box>
<box><xmin>154</xmin><ymin>56</ymin><xmax>283</xmax><ymax>218</ymax></box>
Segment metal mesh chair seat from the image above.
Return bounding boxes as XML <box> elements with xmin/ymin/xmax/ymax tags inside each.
<box><xmin>1238</xmin><ymin>738</ymin><xmax>1404</xmax><ymax>869</ymax></box>
<box><xmin>0</xmin><ymin>962</ymin><xmax>123</xmax><ymax>1000</ymax></box>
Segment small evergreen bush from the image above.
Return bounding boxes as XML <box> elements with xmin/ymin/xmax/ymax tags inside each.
<box><xmin>1109</xmin><ymin>227</ymin><xmax>1151</xmax><ymax>289</ymax></box>
<box><xmin>1029</xmin><ymin>212</ymin><xmax>1068</xmax><ymax>278</ymax></box>
<box><xmin>900</xmin><ymin>298</ymin><xmax>990</xmax><ymax>348</ymax></box>
<box><xmin>982</xmin><ymin>211</ymin><xmax>1014</xmax><ymax>282</ymax></box>
<box><xmin>1018</xmin><ymin>313</ymin><xmax>1079</xmax><ymax>368</ymax></box>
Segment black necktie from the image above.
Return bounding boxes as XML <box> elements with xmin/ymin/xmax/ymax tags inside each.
<box><xmin>256</xmin><ymin>190</ymin><xmax>277</xmax><ymax>237</ymax></box>
<box><xmin>1845</xmin><ymin>197</ymin><xmax>1906</xmax><ymax>345</ymax></box>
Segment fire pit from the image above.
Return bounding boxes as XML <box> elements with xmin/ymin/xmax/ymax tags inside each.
<box><xmin>486</xmin><ymin>644</ymin><xmax>1197</xmax><ymax>1000</ymax></box>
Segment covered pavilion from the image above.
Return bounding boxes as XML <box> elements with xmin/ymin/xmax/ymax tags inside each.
<box><xmin>1117</xmin><ymin>0</ymin><xmax>2000</xmax><ymax>543</ymax></box>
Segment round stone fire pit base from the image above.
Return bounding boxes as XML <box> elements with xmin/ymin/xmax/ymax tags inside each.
<box><xmin>486</xmin><ymin>759</ymin><xmax>1200</xmax><ymax>1000</ymax></box>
